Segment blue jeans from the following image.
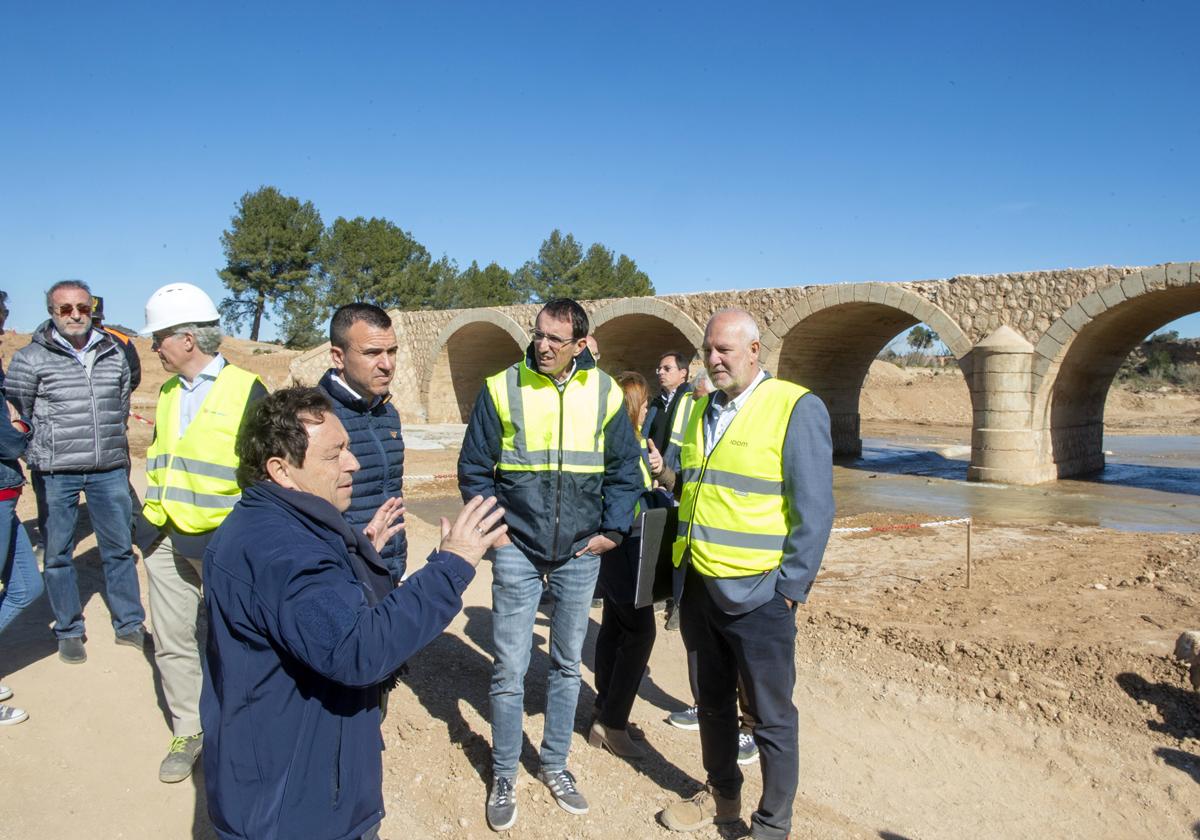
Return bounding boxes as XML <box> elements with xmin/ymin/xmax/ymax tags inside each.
<box><xmin>40</xmin><ymin>468</ymin><xmax>144</xmax><ymax>639</ymax></box>
<box><xmin>0</xmin><ymin>495</ymin><xmax>43</xmax><ymax>638</ymax></box>
<box><xmin>489</xmin><ymin>543</ymin><xmax>600</xmax><ymax>779</ymax></box>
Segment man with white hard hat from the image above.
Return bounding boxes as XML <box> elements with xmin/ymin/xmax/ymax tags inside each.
<box><xmin>137</xmin><ymin>282</ymin><xmax>266</xmax><ymax>783</ymax></box>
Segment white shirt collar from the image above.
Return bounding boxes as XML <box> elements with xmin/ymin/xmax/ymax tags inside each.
<box><xmin>331</xmin><ymin>373</ymin><xmax>383</xmax><ymax>408</ymax></box>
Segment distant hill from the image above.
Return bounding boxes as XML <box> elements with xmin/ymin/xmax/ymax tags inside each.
<box><xmin>1120</xmin><ymin>334</ymin><xmax>1200</xmax><ymax>382</ymax></box>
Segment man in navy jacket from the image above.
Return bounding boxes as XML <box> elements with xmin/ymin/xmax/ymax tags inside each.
<box><xmin>318</xmin><ymin>303</ymin><xmax>407</xmax><ymax>583</ymax></box>
<box><xmin>201</xmin><ymin>387</ymin><xmax>507</xmax><ymax>840</ymax></box>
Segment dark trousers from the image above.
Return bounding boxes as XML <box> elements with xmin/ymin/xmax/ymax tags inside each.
<box><xmin>680</xmin><ymin>569</ymin><xmax>799</xmax><ymax>840</ymax></box>
<box><xmin>685</xmin><ymin>646</ymin><xmax>758</xmax><ymax>734</ymax></box>
<box><xmin>593</xmin><ymin>596</ymin><xmax>656</xmax><ymax>729</ymax></box>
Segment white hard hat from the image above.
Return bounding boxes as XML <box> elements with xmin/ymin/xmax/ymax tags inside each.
<box><xmin>141</xmin><ymin>283</ymin><xmax>221</xmax><ymax>335</ymax></box>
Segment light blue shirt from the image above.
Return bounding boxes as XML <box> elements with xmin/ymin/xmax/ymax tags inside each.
<box><xmin>703</xmin><ymin>369</ymin><xmax>767</xmax><ymax>456</ymax></box>
<box><xmin>177</xmin><ymin>354</ymin><xmax>226</xmax><ymax>437</ymax></box>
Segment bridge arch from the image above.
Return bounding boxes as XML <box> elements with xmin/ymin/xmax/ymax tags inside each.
<box><xmin>1032</xmin><ymin>264</ymin><xmax>1199</xmax><ymax>478</ymax></box>
<box><xmin>762</xmin><ymin>283</ymin><xmax>971</xmax><ymax>456</ymax></box>
<box><xmin>423</xmin><ymin>309</ymin><xmax>528</xmax><ymax>423</ymax></box>
<box><xmin>590</xmin><ymin>298</ymin><xmax>704</xmax><ymax>384</ymax></box>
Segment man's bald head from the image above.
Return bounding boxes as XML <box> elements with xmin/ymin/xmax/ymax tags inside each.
<box><xmin>702</xmin><ymin>308</ymin><xmax>762</xmax><ymax>398</ymax></box>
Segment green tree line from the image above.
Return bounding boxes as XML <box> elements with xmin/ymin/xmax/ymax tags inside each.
<box><xmin>217</xmin><ymin>186</ymin><xmax>654</xmax><ymax>346</ymax></box>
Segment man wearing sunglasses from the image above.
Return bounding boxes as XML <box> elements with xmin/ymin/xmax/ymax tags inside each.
<box><xmin>6</xmin><ymin>280</ymin><xmax>145</xmax><ymax>665</ymax></box>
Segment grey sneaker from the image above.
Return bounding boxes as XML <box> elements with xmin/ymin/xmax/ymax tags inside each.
<box><xmin>486</xmin><ymin>775</ymin><xmax>517</xmax><ymax>831</ymax></box>
<box><xmin>159</xmin><ymin>733</ymin><xmax>203</xmax><ymax>783</ymax></box>
<box><xmin>0</xmin><ymin>704</ymin><xmax>28</xmax><ymax>726</ymax></box>
<box><xmin>538</xmin><ymin>768</ymin><xmax>589</xmax><ymax>815</ymax></box>
<box><xmin>667</xmin><ymin>705</ymin><xmax>699</xmax><ymax>730</ymax></box>
<box><xmin>737</xmin><ymin>732</ymin><xmax>759</xmax><ymax>765</ymax></box>
<box><xmin>58</xmin><ymin>637</ymin><xmax>87</xmax><ymax>664</ymax></box>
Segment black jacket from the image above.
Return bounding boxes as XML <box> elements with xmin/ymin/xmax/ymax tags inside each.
<box><xmin>646</xmin><ymin>381</ymin><xmax>693</xmax><ymax>454</ymax></box>
<box><xmin>457</xmin><ymin>346</ymin><xmax>643</xmax><ymax>565</ymax></box>
<box><xmin>318</xmin><ymin>370</ymin><xmax>407</xmax><ymax>583</ymax></box>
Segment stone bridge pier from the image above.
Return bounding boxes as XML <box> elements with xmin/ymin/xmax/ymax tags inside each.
<box><xmin>289</xmin><ymin>261</ymin><xmax>1199</xmax><ymax>485</ymax></box>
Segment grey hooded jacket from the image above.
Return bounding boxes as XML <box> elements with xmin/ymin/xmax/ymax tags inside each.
<box><xmin>6</xmin><ymin>321</ymin><xmax>131</xmax><ymax>472</ymax></box>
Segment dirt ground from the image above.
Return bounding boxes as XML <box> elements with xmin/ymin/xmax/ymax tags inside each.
<box><xmin>2</xmin><ymin>342</ymin><xmax>1200</xmax><ymax>838</ymax></box>
<box><xmin>861</xmin><ymin>359</ymin><xmax>1200</xmax><ymax>434</ymax></box>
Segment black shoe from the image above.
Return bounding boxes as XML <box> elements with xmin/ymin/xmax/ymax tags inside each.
<box><xmin>665</xmin><ymin>606</ymin><xmax>681</xmax><ymax>631</ymax></box>
<box><xmin>116</xmin><ymin>626</ymin><xmax>148</xmax><ymax>649</ymax></box>
<box><xmin>58</xmin><ymin>637</ymin><xmax>87</xmax><ymax>664</ymax></box>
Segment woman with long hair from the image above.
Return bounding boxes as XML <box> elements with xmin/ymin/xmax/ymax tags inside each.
<box><xmin>590</xmin><ymin>370</ymin><xmax>674</xmax><ymax>758</ymax></box>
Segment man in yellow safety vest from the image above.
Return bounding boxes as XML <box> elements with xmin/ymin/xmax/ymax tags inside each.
<box><xmin>137</xmin><ymin>282</ymin><xmax>266</xmax><ymax>784</ymax></box>
<box><xmin>660</xmin><ymin>308</ymin><xmax>834</xmax><ymax>840</ymax></box>
<box><xmin>458</xmin><ymin>298</ymin><xmax>643</xmax><ymax>832</ymax></box>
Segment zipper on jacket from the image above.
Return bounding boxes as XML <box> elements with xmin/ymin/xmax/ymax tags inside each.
<box><xmin>550</xmin><ymin>385</ymin><xmax>565</xmax><ymax>563</ymax></box>
<box><xmin>367</xmin><ymin>411</ymin><xmax>395</xmax><ymax>553</ymax></box>
<box><xmin>86</xmin><ymin>363</ymin><xmax>101</xmax><ymax>471</ymax></box>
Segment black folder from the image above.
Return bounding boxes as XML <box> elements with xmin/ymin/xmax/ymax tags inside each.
<box><xmin>634</xmin><ymin>506</ymin><xmax>678</xmax><ymax>608</ymax></box>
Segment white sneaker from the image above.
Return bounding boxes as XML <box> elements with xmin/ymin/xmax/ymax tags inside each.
<box><xmin>0</xmin><ymin>684</ymin><xmax>12</xmax><ymax>702</ymax></box>
<box><xmin>0</xmin><ymin>704</ymin><xmax>28</xmax><ymax>726</ymax></box>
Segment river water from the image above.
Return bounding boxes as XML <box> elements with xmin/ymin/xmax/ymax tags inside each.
<box><xmin>839</xmin><ymin>434</ymin><xmax>1200</xmax><ymax>532</ymax></box>
<box><xmin>405</xmin><ymin>425</ymin><xmax>1200</xmax><ymax>533</ymax></box>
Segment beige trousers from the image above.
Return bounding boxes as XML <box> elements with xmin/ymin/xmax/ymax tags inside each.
<box><xmin>145</xmin><ymin>536</ymin><xmax>205</xmax><ymax>738</ymax></box>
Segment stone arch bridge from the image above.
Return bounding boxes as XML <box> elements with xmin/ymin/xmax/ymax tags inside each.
<box><xmin>290</xmin><ymin>261</ymin><xmax>1200</xmax><ymax>485</ymax></box>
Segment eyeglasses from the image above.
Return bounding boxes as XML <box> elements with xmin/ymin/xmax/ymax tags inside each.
<box><xmin>55</xmin><ymin>303</ymin><xmax>92</xmax><ymax>317</ymax></box>
<box><xmin>531</xmin><ymin>329</ymin><xmax>574</xmax><ymax>350</ymax></box>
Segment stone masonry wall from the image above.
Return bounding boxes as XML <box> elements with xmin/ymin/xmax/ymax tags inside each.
<box><xmin>289</xmin><ymin>263</ymin><xmax>1175</xmax><ymax>429</ymax></box>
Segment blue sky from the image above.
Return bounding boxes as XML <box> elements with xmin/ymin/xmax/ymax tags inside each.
<box><xmin>2</xmin><ymin>1</ymin><xmax>1197</xmax><ymax>340</ymax></box>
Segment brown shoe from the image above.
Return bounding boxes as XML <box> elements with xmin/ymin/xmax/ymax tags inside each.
<box><xmin>588</xmin><ymin>720</ymin><xmax>646</xmax><ymax>759</ymax></box>
<box><xmin>660</xmin><ymin>785</ymin><xmax>741</xmax><ymax>832</ymax></box>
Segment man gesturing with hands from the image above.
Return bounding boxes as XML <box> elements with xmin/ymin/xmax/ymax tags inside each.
<box><xmin>200</xmin><ymin>386</ymin><xmax>507</xmax><ymax>840</ymax></box>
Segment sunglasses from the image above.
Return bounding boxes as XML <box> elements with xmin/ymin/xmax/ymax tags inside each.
<box><xmin>55</xmin><ymin>303</ymin><xmax>92</xmax><ymax>317</ymax></box>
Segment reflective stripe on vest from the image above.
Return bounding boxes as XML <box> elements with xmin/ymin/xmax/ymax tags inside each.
<box><xmin>671</xmin><ymin>377</ymin><xmax>809</xmax><ymax>578</ymax></box>
<box><xmin>662</xmin><ymin>393</ymin><xmax>697</xmax><ymax>467</ymax></box>
<box><xmin>486</xmin><ymin>361</ymin><xmax>624</xmax><ymax>475</ymax></box>
<box><xmin>143</xmin><ymin>364</ymin><xmax>261</xmax><ymax>534</ymax></box>
<box><xmin>633</xmin><ymin>437</ymin><xmax>653</xmax><ymax>518</ymax></box>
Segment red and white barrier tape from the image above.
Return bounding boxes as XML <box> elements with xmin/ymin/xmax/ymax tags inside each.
<box><xmin>405</xmin><ymin>472</ymin><xmax>458</xmax><ymax>482</ymax></box>
<box><xmin>131</xmin><ymin>413</ymin><xmax>155</xmax><ymax>427</ymax></box>
<box><xmin>831</xmin><ymin>516</ymin><xmax>971</xmax><ymax>534</ymax></box>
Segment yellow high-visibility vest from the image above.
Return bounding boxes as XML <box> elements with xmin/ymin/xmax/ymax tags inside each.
<box><xmin>663</xmin><ymin>391</ymin><xmax>698</xmax><ymax>466</ymax></box>
<box><xmin>144</xmin><ymin>364</ymin><xmax>261</xmax><ymax>534</ymax></box>
<box><xmin>486</xmin><ymin>360</ymin><xmax>625</xmax><ymax>475</ymax></box>
<box><xmin>672</xmin><ymin>377</ymin><xmax>809</xmax><ymax>578</ymax></box>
